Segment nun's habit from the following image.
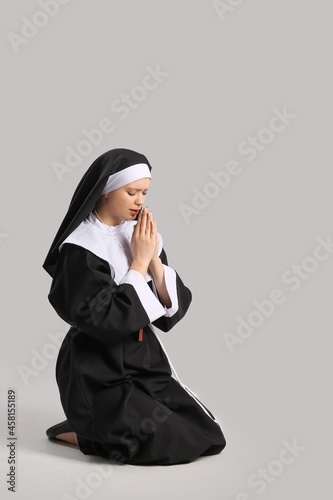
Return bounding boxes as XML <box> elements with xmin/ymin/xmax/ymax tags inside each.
<box><xmin>43</xmin><ymin>148</ymin><xmax>226</xmax><ymax>465</ymax></box>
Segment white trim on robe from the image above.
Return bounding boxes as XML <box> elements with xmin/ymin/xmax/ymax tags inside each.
<box><xmin>119</xmin><ymin>269</ymin><xmax>167</xmax><ymax>323</ymax></box>
<box><xmin>58</xmin><ymin>211</ymin><xmax>179</xmax><ymax>320</ymax></box>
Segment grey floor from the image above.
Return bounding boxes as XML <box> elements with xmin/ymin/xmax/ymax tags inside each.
<box><xmin>2</xmin><ymin>380</ymin><xmax>233</xmax><ymax>500</ymax></box>
<box><xmin>1</xmin><ymin>357</ymin><xmax>330</xmax><ymax>500</ymax></box>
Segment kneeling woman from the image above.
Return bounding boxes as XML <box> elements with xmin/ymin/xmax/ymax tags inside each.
<box><xmin>43</xmin><ymin>148</ymin><xmax>226</xmax><ymax>465</ymax></box>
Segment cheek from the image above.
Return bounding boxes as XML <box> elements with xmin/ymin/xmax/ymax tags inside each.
<box><xmin>120</xmin><ymin>194</ymin><xmax>130</xmax><ymax>207</ymax></box>
<box><xmin>107</xmin><ymin>197</ymin><xmax>120</xmax><ymax>212</ymax></box>
<box><xmin>112</xmin><ymin>194</ymin><xmax>125</xmax><ymax>205</ymax></box>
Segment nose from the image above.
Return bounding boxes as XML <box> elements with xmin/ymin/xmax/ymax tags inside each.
<box><xmin>135</xmin><ymin>194</ymin><xmax>145</xmax><ymax>206</ymax></box>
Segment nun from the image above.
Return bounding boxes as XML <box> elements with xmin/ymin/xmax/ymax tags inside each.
<box><xmin>43</xmin><ymin>148</ymin><xmax>226</xmax><ymax>465</ymax></box>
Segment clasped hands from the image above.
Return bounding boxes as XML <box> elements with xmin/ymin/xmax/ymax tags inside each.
<box><xmin>130</xmin><ymin>206</ymin><xmax>160</xmax><ymax>271</ymax></box>
<box><xmin>129</xmin><ymin>206</ymin><xmax>171</xmax><ymax>308</ymax></box>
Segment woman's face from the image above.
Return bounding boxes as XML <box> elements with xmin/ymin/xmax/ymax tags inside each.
<box><xmin>101</xmin><ymin>177</ymin><xmax>151</xmax><ymax>224</ymax></box>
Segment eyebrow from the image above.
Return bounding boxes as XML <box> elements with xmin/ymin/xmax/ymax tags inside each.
<box><xmin>127</xmin><ymin>187</ymin><xmax>149</xmax><ymax>191</ymax></box>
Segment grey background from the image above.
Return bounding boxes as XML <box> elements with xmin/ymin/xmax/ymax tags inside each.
<box><xmin>1</xmin><ymin>0</ymin><xmax>332</xmax><ymax>498</ymax></box>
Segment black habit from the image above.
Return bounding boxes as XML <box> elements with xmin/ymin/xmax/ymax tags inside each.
<box><xmin>43</xmin><ymin>148</ymin><xmax>226</xmax><ymax>465</ymax></box>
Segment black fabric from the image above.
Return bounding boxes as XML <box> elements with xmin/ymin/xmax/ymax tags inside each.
<box><xmin>49</xmin><ymin>242</ymin><xmax>226</xmax><ymax>465</ymax></box>
<box><xmin>43</xmin><ymin>148</ymin><xmax>152</xmax><ymax>278</ymax></box>
<box><xmin>48</xmin><ymin>243</ymin><xmax>151</xmax><ymax>346</ymax></box>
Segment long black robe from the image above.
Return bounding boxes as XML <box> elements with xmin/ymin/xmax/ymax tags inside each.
<box><xmin>48</xmin><ymin>237</ymin><xmax>226</xmax><ymax>465</ymax></box>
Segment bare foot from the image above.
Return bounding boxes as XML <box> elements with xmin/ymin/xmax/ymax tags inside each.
<box><xmin>55</xmin><ymin>431</ymin><xmax>79</xmax><ymax>446</ymax></box>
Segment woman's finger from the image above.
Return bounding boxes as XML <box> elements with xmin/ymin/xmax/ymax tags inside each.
<box><xmin>140</xmin><ymin>207</ymin><xmax>147</xmax><ymax>235</ymax></box>
<box><xmin>148</xmin><ymin>213</ymin><xmax>154</xmax><ymax>233</ymax></box>
<box><xmin>144</xmin><ymin>209</ymin><xmax>152</xmax><ymax>236</ymax></box>
<box><xmin>149</xmin><ymin>217</ymin><xmax>154</xmax><ymax>237</ymax></box>
<box><xmin>133</xmin><ymin>211</ymin><xmax>140</xmax><ymax>234</ymax></box>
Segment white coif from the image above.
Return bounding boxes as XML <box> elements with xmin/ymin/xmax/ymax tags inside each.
<box><xmin>101</xmin><ymin>163</ymin><xmax>151</xmax><ymax>194</ymax></box>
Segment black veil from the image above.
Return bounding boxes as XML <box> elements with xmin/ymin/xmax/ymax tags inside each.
<box><xmin>42</xmin><ymin>148</ymin><xmax>152</xmax><ymax>278</ymax></box>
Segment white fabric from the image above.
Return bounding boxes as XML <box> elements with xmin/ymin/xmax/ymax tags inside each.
<box><xmin>59</xmin><ymin>212</ymin><xmax>178</xmax><ymax>318</ymax></box>
<box><xmin>101</xmin><ymin>163</ymin><xmax>151</xmax><ymax>194</ymax></box>
<box><xmin>119</xmin><ymin>269</ymin><xmax>166</xmax><ymax>322</ymax></box>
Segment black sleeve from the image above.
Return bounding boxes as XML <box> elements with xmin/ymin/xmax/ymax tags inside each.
<box><xmin>150</xmin><ymin>247</ymin><xmax>192</xmax><ymax>333</ymax></box>
<box><xmin>47</xmin><ymin>243</ymin><xmax>169</xmax><ymax>346</ymax></box>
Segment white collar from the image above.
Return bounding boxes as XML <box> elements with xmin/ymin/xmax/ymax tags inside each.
<box><xmin>86</xmin><ymin>211</ymin><xmax>132</xmax><ymax>234</ymax></box>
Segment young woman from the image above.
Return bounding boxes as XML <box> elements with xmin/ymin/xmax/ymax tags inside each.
<box><xmin>43</xmin><ymin>148</ymin><xmax>226</xmax><ymax>465</ymax></box>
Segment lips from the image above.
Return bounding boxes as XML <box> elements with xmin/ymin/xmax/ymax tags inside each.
<box><xmin>130</xmin><ymin>209</ymin><xmax>139</xmax><ymax>213</ymax></box>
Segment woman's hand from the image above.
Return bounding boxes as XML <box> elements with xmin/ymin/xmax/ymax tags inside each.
<box><xmin>150</xmin><ymin>215</ymin><xmax>160</xmax><ymax>262</ymax></box>
<box><xmin>130</xmin><ymin>206</ymin><xmax>156</xmax><ymax>268</ymax></box>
